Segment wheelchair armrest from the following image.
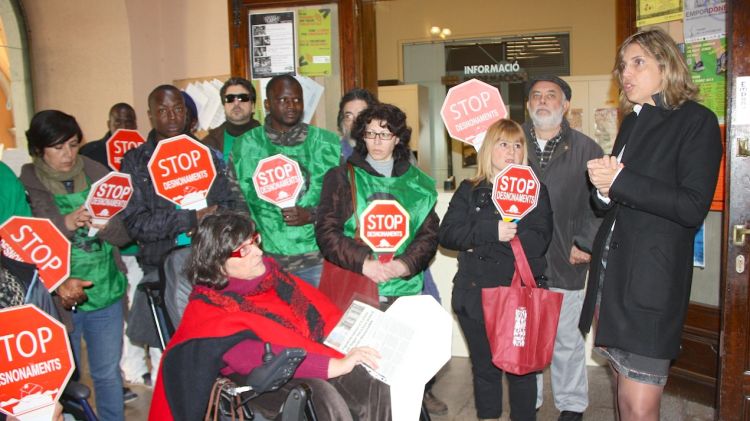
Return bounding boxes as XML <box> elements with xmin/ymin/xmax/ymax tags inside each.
<box><xmin>62</xmin><ymin>381</ymin><xmax>91</xmax><ymax>400</ymax></box>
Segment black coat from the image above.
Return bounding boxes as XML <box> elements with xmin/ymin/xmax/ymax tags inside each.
<box><xmin>579</xmin><ymin>100</ymin><xmax>722</xmax><ymax>359</ymax></box>
<box><xmin>438</xmin><ymin>178</ymin><xmax>553</xmax><ymax>288</ymax></box>
<box><xmin>119</xmin><ymin>130</ymin><xmax>248</xmax><ymax>268</ymax></box>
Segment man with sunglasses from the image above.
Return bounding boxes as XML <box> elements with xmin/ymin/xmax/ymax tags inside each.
<box><xmin>202</xmin><ymin>77</ymin><xmax>260</xmax><ymax>161</ymax></box>
<box><xmin>231</xmin><ymin>74</ymin><xmax>340</xmax><ymax>288</ymax></box>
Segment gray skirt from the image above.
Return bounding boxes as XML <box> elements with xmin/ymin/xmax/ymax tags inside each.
<box><xmin>594</xmin><ymin>227</ymin><xmax>669</xmax><ymax>387</ymax></box>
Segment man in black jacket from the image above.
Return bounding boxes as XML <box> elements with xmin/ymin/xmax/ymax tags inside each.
<box><xmin>523</xmin><ymin>76</ymin><xmax>603</xmax><ymax>421</ymax></box>
<box><xmin>119</xmin><ymin>85</ymin><xmax>247</xmax><ymax>350</ymax></box>
<box><xmin>79</xmin><ymin>103</ymin><xmax>137</xmax><ymax>169</ymax></box>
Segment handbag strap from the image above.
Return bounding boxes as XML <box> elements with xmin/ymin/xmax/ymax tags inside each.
<box><xmin>205</xmin><ymin>378</ymin><xmax>223</xmax><ymax>421</ymax></box>
<box><xmin>348</xmin><ymin>163</ymin><xmax>360</xmax><ymax>240</ymax></box>
<box><xmin>510</xmin><ymin>236</ymin><xmax>538</xmax><ymax>288</ymax></box>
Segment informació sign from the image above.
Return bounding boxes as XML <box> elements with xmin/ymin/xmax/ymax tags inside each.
<box><xmin>464</xmin><ymin>61</ymin><xmax>521</xmax><ymax>76</ymax></box>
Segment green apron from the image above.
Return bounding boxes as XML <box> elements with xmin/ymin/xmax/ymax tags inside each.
<box><xmin>232</xmin><ymin>125</ymin><xmax>341</xmax><ymax>255</ymax></box>
<box><xmin>223</xmin><ymin>131</ymin><xmax>237</xmax><ymax>163</ymax></box>
<box><xmin>344</xmin><ymin>165</ymin><xmax>437</xmax><ymax>296</ymax></box>
<box><xmin>54</xmin><ymin>186</ymin><xmax>127</xmax><ymax>311</ymax></box>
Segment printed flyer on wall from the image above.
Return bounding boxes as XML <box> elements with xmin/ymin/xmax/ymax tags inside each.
<box><xmin>297</xmin><ymin>8</ymin><xmax>333</xmax><ymax>76</ymax></box>
<box><xmin>250</xmin><ymin>11</ymin><xmax>296</xmax><ymax>79</ymax></box>
<box><xmin>683</xmin><ymin>0</ymin><xmax>726</xmax><ymax>43</ymax></box>
<box><xmin>684</xmin><ymin>37</ymin><xmax>727</xmax><ymax>123</ymax></box>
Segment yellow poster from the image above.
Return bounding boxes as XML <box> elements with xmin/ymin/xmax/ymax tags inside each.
<box><xmin>636</xmin><ymin>0</ymin><xmax>683</xmax><ymax>26</ymax></box>
<box><xmin>297</xmin><ymin>8</ymin><xmax>333</xmax><ymax>76</ymax></box>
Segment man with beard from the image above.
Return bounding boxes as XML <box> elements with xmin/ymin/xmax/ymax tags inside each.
<box><xmin>523</xmin><ymin>76</ymin><xmax>603</xmax><ymax>421</ymax></box>
<box><xmin>231</xmin><ymin>75</ymin><xmax>340</xmax><ymax>288</ymax></box>
<box><xmin>202</xmin><ymin>77</ymin><xmax>260</xmax><ymax>160</ymax></box>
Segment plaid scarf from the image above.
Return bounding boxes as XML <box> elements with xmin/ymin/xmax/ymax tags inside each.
<box><xmin>191</xmin><ymin>261</ymin><xmax>326</xmax><ymax>342</ymax></box>
<box><xmin>530</xmin><ymin>121</ymin><xmax>568</xmax><ymax>172</ymax></box>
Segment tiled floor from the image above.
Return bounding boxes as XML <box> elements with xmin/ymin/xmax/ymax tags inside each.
<box><xmin>114</xmin><ymin>357</ymin><xmax>714</xmax><ymax>420</ymax></box>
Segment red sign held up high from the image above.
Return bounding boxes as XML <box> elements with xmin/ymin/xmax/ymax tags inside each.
<box><xmin>440</xmin><ymin>79</ymin><xmax>507</xmax><ymax>147</ymax></box>
<box><xmin>105</xmin><ymin>129</ymin><xmax>145</xmax><ymax>171</ymax></box>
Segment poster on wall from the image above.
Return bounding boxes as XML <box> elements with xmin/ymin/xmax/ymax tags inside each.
<box><xmin>250</xmin><ymin>12</ymin><xmax>296</xmax><ymax>79</ymax></box>
<box><xmin>683</xmin><ymin>0</ymin><xmax>726</xmax><ymax>42</ymax></box>
<box><xmin>636</xmin><ymin>0</ymin><xmax>683</xmax><ymax>26</ymax></box>
<box><xmin>297</xmin><ymin>8</ymin><xmax>333</xmax><ymax>76</ymax></box>
<box><xmin>593</xmin><ymin>108</ymin><xmax>618</xmax><ymax>155</ymax></box>
<box><xmin>684</xmin><ymin>37</ymin><xmax>727</xmax><ymax>123</ymax></box>
<box><xmin>693</xmin><ymin>222</ymin><xmax>705</xmax><ymax>268</ymax></box>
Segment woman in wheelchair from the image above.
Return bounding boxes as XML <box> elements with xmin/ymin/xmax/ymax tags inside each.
<box><xmin>149</xmin><ymin>211</ymin><xmax>391</xmax><ymax>420</ymax></box>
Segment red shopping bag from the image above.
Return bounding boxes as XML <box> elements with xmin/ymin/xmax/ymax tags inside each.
<box><xmin>481</xmin><ymin>236</ymin><xmax>563</xmax><ymax>375</ymax></box>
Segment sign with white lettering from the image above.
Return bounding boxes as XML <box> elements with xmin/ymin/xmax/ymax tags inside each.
<box><xmin>491</xmin><ymin>164</ymin><xmax>540</xmax><ymax>220</ymax></box>
<box><xmin>359</xmin><ymin>200</ymin><xmax>410</xmax><ymax>253</ymax></box>
<box><xmin>105</xmin><ymin>129</ymin><xmax>145</xmax><ymax>171</ymax></box>
<box><xmin>440</xmin><ymin>79</ymin><xmax>507</xmax><ymax>147</ymax></box>
<box><xmin>147</xmin><ymin>135</ymin><xmax>216</xmax><ymax>209</ymax></box>
<box><xmin>251</xmin><ymin>154</ymin><xmax>304</xmax><ymax>208</ymax></box>
<box><xmin>0</xmin><ymin>305</ymin><xmax>74</xmax><ymax>418</ymax></box>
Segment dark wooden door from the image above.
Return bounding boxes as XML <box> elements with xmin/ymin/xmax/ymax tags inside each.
<box><xmin>718</xmin><ymin>0</ymin><xmax>750</xmax><ymax>419</ymax></box>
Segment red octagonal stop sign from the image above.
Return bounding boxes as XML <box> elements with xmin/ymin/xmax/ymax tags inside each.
<box><xmin>440</xmin><ymin>79</ymin><xmax>507</xmax><ymax>147</ymax></box>
<box><xmin>84</xmin><ymin>172</ymin><xmax>133</xmax><ymax>222</ymax></box>
<box><xmin>0</xmin><ymin>305</ymin><xmax>74</xmax><ymax>418</ymax></box>
<box><xmin>252</xmin><ymin>154</ymin><xmax>304</xmax><ymax>209</ymax></box>
<box><xmin>106</xmin><ymin>129</ymin><xmax>145</xmax><ymax>171</ymax></box>
<box><xmin>0</xmin><ymin>217</ymin><xmax>70</xmax><ymax>292</ymax></box>
<box><xmin>359</xmin><ymin>200</ymin><xmax>410</xmax><ymax>253</ymax></box>
<box><xmin>492</xmin><ymin>164</ymin><xmax>540</xmax><ymax>220</ymax></box>
<box><xmin>148</xmin><ymin>135</ymin><xmax>216</xmax><ymax>209</ymax></box>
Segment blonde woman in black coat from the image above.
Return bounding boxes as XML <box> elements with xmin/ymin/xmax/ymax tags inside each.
<box><xmin>581</xmin><ymin>29</ymin><xmax>722</xmax><ymax>420</ymax></box>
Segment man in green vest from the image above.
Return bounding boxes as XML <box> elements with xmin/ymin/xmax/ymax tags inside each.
<box><xmin>231</xmin><ymin>74</ymin><xmax>341</xmax><ymax>287</ymax></box>
<box><xmin>202</xmin><ymin>77</ymin><xmax>261</xmax><ymax>161</ymax></box>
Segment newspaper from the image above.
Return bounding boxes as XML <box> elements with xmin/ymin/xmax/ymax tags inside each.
<box><xmin>324</xmin><ymin>300</ymin><xmax>414</xmax><ymax>385</ymax></box>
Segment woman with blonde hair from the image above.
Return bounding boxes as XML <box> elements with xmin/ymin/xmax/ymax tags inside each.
<box><xmin>439</xmin><ymin>119</ymin><xmax>552</xmax><ymax>421</ymax></box>
<box><xmin>581</xmin><ymin>29</ymin><xmax>722</xmax><ymax>420</ymax></box>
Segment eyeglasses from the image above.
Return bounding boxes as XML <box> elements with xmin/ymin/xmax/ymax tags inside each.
<box><xmin>230</xmin><ymin>232</ymin><xmax>262</xmax><ymax>258</ymax></box>
<box><xmin>224</xmin><ymin>94</ymin><xmax>252</xmax><ymax>104</ymax></box>
<box><xmin>363</xmin><ymin>130</ymin><xmax>395</xmax><ymax>141</ymax></box>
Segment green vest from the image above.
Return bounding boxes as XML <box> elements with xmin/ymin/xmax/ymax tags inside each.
<box><xmin>54</xmin><ymin>186</ymin><xmax>127</xmax><ymax>311</ymax></box>
<box><xmin>232</xmin><ymin>125</ymin><xmax>341</xmax><ymax>255</ymax></box>
<box><xmin>222</xmin><ymin>131</ymin><xmax>237</xmax><ymax>163</ymax></box>
<box><xmin>344</xmin><ymin>165</ymin><xmax>437</xmax><ymax>296</ymax></box>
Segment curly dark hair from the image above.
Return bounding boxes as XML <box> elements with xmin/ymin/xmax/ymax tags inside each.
<box><xmin>26</xmin><ymin>110</ymin><xmax>84</xmax><ymax>157</ymax></box>
<box><xmin>220</xmin><ymin>77</ymin><xmax>257</xmax><ymax>104</ymax></box>
<box><xmin>186</xmin><ymin>211</ymin><xmax>256</xmax><ymax>289</ymax></box>
<box><xmin>350</xmin><ymin>103</ymin><xmax>412</xmax><ymax>162</ymax></box>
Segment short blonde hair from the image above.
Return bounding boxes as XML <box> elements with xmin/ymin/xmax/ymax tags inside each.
<box><xmin>614</xmin><ymin>29</ymin><xmax>698</xmax><ymax>110</ymax></box>
<box><xmin>471</xmin><ymin>119</ymin><xmax>528</xmax><ymax>185</ymax></box>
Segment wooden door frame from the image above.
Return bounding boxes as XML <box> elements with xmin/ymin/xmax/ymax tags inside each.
<box><xmin>226</xmin><ymin>0</ymin><xmax>378</xmax><ymax>93</ymax></box>
<box><xmin>718</xmin><ymin>0</ymin><xmax>750</xmax><ymax>419</ymax></box>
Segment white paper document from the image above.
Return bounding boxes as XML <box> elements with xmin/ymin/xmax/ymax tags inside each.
<box><xmin>325</xmin><ymin>296</ymin><xmax>452</xmax><ymax>420</ymax></box>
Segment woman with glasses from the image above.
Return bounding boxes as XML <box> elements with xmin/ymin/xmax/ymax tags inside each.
<box><xmin>438</xmin><ymin>119</ymin><xmax>553</xmax><ymax>421</ymax></box>
<box><xmin>315</xmin><ymin>102</ymin><xmax>445</xmax><ymax>413</ymax></box>
<box><xmin>150</xmin><ymin>211</ymin><xmax>390</xmax><ymax>421</ymax></box>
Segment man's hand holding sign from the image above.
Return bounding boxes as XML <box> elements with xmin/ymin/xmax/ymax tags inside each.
<box><xmin>251</xmin><ymin>154</ymin><xmax>310</xmax><ymax>226</ymax></box>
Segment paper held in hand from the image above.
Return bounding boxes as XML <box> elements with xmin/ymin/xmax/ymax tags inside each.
<box><xmin>324</xmin><ymin>296</ymin><xmax>452</xmax><ymax>421</ymax></box>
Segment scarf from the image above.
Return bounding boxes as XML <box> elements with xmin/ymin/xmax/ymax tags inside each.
<box><xmin>225</xmin><ymin>120</ymin><xmax>258</xmax><ymax>137</ymax></box>
<box><xmin>191</xmin><ymin>259</ymin><xmax>327</xmax><ymax>342</ymax></box>
<box><xmin>263</xmin><ymin>119</ymin><xmax>309</xmax><ymax>147</ymax></box>
<box><xmin>31</xmin><ymin>155</ymin><xmax>86</xmax><ymax>195</ymax></box>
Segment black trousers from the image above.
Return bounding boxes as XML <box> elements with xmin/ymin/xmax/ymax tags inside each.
<box><xmin>452</xmin><ymin>286</ymin><xmax>537</xmax><ymax>420</ymax></box>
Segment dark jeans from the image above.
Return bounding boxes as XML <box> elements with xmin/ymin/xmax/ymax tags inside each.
<box><xmin>452</xmin><ymin>286</ymin><xmax>537</xmax><ymax>420</ymax></box>
<box><xmin>251</xmin><ymin>366</ymin><xmax>391</xmax><ymax>421</ymax></box>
